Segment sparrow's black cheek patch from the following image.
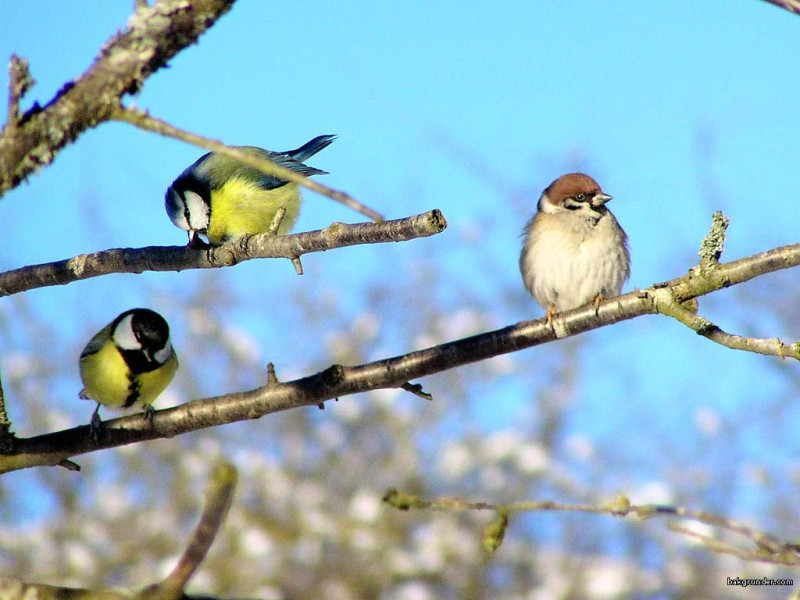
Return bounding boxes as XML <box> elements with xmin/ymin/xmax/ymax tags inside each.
<box><xmin>563</xmin><ymin>198</ymin><xmax>585</xmax><ymax>211</ymax></box>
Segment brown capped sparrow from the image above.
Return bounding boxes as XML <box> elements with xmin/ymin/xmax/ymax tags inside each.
<box><xmin>519</xmin><ymin>173</ymin><xmax>630</xmax><ymax>323</ymax></box>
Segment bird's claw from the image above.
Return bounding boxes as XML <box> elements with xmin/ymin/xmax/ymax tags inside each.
<box><xmin>545</xmin><ymin>304</ymin><xmax>558</xmax><ymax>330</ymax></box>
<box><xmin>143</xmin><ymin>405</ymin><xmax>155</xmax><ymax>427</ymax></box>
<box><xmin>592</xmin><ymin>294</ymin><xmax>606</xmax><ymax>316</ymax></box>
<box><xmin>89</xmin><ymin>405</ymin><xmax>103</xmax><ymax>442</ymax></box>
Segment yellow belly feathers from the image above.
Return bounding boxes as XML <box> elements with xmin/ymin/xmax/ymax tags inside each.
<box><xmin>206</xmin><ymin>177</ymin><xmax>301</xmax><ymax>244</ymax></box>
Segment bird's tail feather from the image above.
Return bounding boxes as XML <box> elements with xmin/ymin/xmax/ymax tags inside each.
<box><xmin>288</xmin><ymin>134</ymin><xmax>337</xmax><ymax>162</ymax></box>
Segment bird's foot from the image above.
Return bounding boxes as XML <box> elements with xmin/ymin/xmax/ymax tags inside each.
<box><xmin>592</xmin><ymin>293</ymin><xmax>606</xmax><ymax>316</ymax></box>
<box><xmin>143</xmin><ymin>405</ymin><xmax>156</xmax><ymax>427</ymax></box>
<box><xmin>545</xmin><ymin>304</ymin><xmax>558</xmax><ymax>330</ymax></box>
<box><xmin>89</xmin><ymin>405</ymin><xmax>103</xmax><ymax>442</ymax></box>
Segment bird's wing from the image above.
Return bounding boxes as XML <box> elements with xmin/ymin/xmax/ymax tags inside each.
<box><xmin>224</xmin><ymin>147</ymin><xmax>325</xmax><ymax>191</ymax></box>
<box><xmin>79</xmin><ymin>323</ymin><xmax>114</xmax><ymax>361</ymax></box>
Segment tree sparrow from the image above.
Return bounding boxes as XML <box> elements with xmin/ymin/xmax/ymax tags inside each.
<box><xmin>519</xmin><ymin>173</ymin><xmax>630</xmax><ymax>322</ymax></box>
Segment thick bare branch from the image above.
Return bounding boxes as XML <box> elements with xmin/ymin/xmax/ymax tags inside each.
<box><xmin>0</xmin><ymin>0</ymin><xmax>235</xmax><ymax>196</ymax></box>
<box><xmin>0</xmin><ymin>210</ymin><xmax>447</xmax><ymax>297</ymax></box>
<box><xmin>113</xmin><ymin>105</ymin><xmax>384</xmax><ymax>222</ymax></box>
<box><xmin>2</xmin><ymin>240</ymin><xmax>799</xmax><ymax>473</ymax></box>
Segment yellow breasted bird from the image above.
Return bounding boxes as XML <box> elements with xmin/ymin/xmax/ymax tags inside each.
<box><xmin>79</xmin><ymin>308</ymin><xmax>178</xmax><ymax>432</ymax></box>
<box><xmin>164</xmin><ymin>134</ymin><xmax>336</xmax><ymax>246</ymax></box>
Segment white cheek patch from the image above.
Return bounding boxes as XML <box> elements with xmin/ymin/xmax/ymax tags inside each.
<box><xmin>538</xmin><ymin>193</ymin><xmax>558</xmax><ymax>214</ymax></box>
<box><xmin>112</xmin><ymin>314</ymin><xmax>141</xmax><ymax>351</ymax></box>
<box><xmin>154</xmin><ymin>343</ymin><xmax>173</xmax><ymax>365</ymax></box>
<box><xmin>183</xmin><ymin>189</ymin><xmax>210</xmax><ymax>231</ymax></box>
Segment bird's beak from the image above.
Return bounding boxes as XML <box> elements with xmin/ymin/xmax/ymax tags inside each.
<box><xmin>591</xmin><ymin>192</ymin><xmax>612</xmax><ymax>207</ymax></box>
<box><xmin>187</xmin><ymin>230</ymin><xmax>210</xmax><ymax>249</ymax></box>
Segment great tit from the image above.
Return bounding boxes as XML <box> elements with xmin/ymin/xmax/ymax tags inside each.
<box><xmin>165</xmin><ymin>134</ymin><xmax>336</xmax><ymax>246</ymax></box>
<box><xmin>79</xmin><ymin>308</ymin><xmax>178</xmax><ymax>431</ymax></box>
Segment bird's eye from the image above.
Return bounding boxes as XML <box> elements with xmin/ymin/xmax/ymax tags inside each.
<box><xmin>575</xmin><ymin>193</ymin><xmax>585</xmax><ymax>201</ymax></box>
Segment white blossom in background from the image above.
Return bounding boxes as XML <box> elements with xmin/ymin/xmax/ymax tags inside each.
<box><xmin>693</xmin><ymin>406</ymin><xmax>721</xmax><ymax>436</ymax></box>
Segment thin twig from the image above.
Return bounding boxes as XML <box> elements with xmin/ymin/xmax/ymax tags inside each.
<box><xmin>267</xmin><ymin>206</ymin><xmax>287</xmax><ymax>235</ymax></box>
<box><xmin>290</xmin><ymin>257</ymin><xmax>304</xmax><ymax>275</ymax></box>
<box><xmin>698</xmin><ymin>210</ymin><xmax>729</xmax><ymax>269</ymax></box>
<box><xmin>112</xmin><ymin>105</ymin><xmax>384</xmax><ymax>222</ymax></box>
<box><xmin>383</xmin><ymin>489</ymin><xmax>800</xmax><ymax>565</ymax></box>
<box><xmin>5</xmin><ymin>55</ymin><xmax>34</xmax><ymax>129</ymax></box>
<box><xmin>265</xmin><ymin>363</ymin><xmax>279</xmax><ymax>387</ymax></box>
<box><xmin>400</xmin><ymin>382</ymin><xmax>433</xmax><ymax>401</ymax></box>
<box><xmin>652</xmin><ymin>287</ymin><xmax>800</xmax><ymax>359</ymax></box>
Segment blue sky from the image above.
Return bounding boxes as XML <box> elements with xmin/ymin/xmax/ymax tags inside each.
<box><xmin>1</xmin><ymin>0</ymin><xmax>799</xmax><ymax>531</ymax></box>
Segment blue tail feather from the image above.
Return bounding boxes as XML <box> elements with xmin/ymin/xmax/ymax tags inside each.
<box><xmin>287</xmin><ymin>134</ymin><xmax>337</xmax><ymax>162</ymax></box>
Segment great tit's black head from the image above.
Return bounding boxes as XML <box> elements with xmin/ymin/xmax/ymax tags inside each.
<box><xmin>113</xmin><ymin>308</ymin><xmax>173</xmax><ymax>370</ymax></box>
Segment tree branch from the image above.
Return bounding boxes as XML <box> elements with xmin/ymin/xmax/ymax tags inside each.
<box><xmin>0</xmin><ymin>210</ymin><xmax>447</xmax><ymax>297</ymax></box>
<box><xmin>652</xmin><ymin>286</ymin><xmax>800</xmax><ymax>359</ymax></box>
<box><xmin>2</xmin><ymin>237</ymin><xmax>798</xmax><ymax>473</ymax></box>
<box><xmin>112</xmin><ymin>105</ymin><xmax>384</xmax><ymax>222</ymax></box>
<box><xmin>653</xmin><ymin>212</ymin><xmax>800</xmax><ymax>359</ymax></box>
<box><xmin>383</xmin><ymin>489</ymin><xmax>800</xmax><ymax>565</ymax></box>
<box><xmin>759</xmin><ymin>0</ymin><xmax>800</xmax><ymax>15</ymax></box>
<box><xmin>0</xmin><ymin>0</ymin><xmax>236</xmax><ymax>196</ymax></box>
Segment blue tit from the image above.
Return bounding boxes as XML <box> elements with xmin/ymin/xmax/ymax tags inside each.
<box><xmin>79</xmin><ymin>308</ymin><xmax>178</xmax><ymax>431</ymax></box>
<box><xmin>165</xmin><ymin>134</ymin><xmax>336</xmax><ymax>246</ymax></box>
